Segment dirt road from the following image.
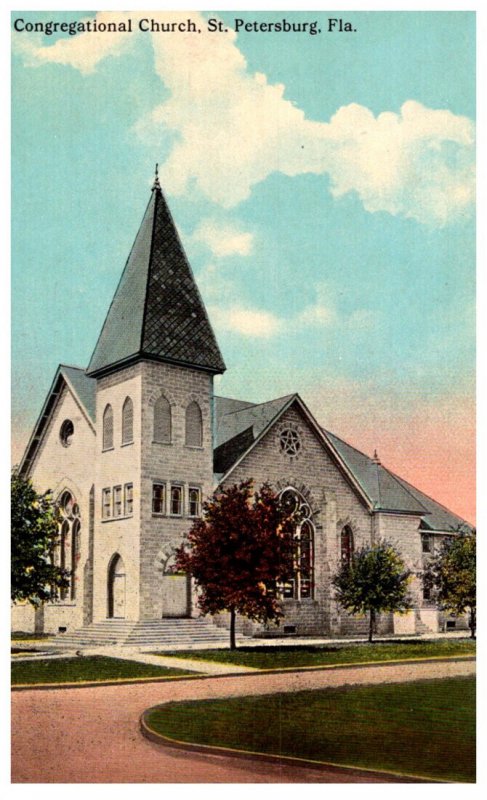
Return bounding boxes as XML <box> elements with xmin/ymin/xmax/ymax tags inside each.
<box><xmin>11</xmin><ymin>658</ymin><xmax>474</xmax><ymax>783</ymax></box>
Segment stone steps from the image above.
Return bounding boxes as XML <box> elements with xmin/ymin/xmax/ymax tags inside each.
<box><xmin>51</xmin><ymin>618</ymin><xmax>234</xmax><ymax>648</ymax></box>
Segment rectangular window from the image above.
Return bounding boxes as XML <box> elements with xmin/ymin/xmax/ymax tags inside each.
<box><xmin>152</xmin><ymin>483</ymin><xmax>165</xmax><ymax>514</ymax></box>
<box><xmin>189</xmin><ymin>487</ymin><xmax>201</xmax><ymax>517</ymax></box>
<box><xmin>170</xmin><ymin>485</ymin><xmax>183</xmax><ymax>516</ymax></box>
<box><xmin>102</xmin><ymin>488</ymin><xmax>111</xmax><ymax>519</ymax></box>
<box><xmin>113</xmin><ymin>485</ymin><xmax>122</xmax><ymax>517</ymax></box>
<box><xmin>422</xmin><ymin>533</ymin><xmax>432</xmax><ymax>553</ymax></box>
<box><xmin>124</xmin><ymin>483</ymin><xmax>133</xmax><ymax>516</ymax></box>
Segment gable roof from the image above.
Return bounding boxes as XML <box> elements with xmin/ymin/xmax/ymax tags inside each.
<box><xmin>19</xmin><ymin>365</ymin><xmax>96</xmax><ymax>476</ymax></box>
<box><xmin>325</xmin><ymin>430</ymin><xmax>429</xmax><ymax>516</ymax></box>
<box><xmin>87</xmin><ymin>183</ymin><xmax>225</xmax><ymax>377</ymax></box>
<box><xmin>215</xmin><ymin>392</ymin><xmax>468</xmax><ymax>530</ymax></box>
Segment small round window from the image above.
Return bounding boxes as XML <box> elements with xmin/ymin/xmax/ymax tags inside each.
<box><xmin>60</xmin><ymin>419</ymin><xmax>74</xmax><ymax>447</ymax></box>
<box><xmin>279</xmin><ymin>428</ymin><xmax>301</xmax><ymax>457</ymax></box>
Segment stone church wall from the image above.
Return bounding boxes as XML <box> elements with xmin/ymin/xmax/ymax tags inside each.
<box><xmin>138</xmin><ymin>361</ymin><xmax>215</xmax><ymax>620</ymax></box>
<box><xmin>13</xmin><ymin>385</ymin><xmax>95</xmax><ymax>633</ymax></box>
<box><xmin>92</xmin><ymin>365</ymin><xmax>143</xmax><ymax>622</ymax></box>
<box><xmin>222</xmin><ymin>403</ymin><xmax>375</xmax><ymax>636</ymax></box>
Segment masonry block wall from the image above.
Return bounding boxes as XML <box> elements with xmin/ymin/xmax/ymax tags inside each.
<box><xmin>222</xmin><ymin>403</ymin><xmax>376</xmax><ymax>636</ymax></box>
<box><xmin>92</xmin><ymin>365</ymin><xmax>142</xmax><ymax>622</ymax></box>
<box><xmin>12</xmin><ymin>385</ymin><xmax>96</xmax><ymax>633</ymax></box>
<box><xmin>138</xmin><ymin>361</ymin><xmax>215</xmax><ymax>620</ymax></box>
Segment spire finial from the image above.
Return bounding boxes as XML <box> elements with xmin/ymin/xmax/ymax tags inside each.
<box><xmin>152</xmin><ymin>162</ymin><xmax>161</xmax><ymax>191</ymax></box>
<box><xmin>373</xmin><ymin>449</ymin><xmax>381</xmax><ymax>465</ymax></box>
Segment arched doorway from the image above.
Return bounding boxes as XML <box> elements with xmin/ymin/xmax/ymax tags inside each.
<box><xmin>107</xmin><ymin>554</ymin><xmax>126</xmax><ymax>619</ymax></box>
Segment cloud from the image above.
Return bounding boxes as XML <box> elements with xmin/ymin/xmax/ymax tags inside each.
<box><xmin>19</xmin><ymin>11</ymin><xmax>475</xmax><ymax>225</ymax></box>
<box><xmin>207</xmin><ymin>305</ymin><xmax>282</xmax><ymax>338</ymax></box>
<box><xmin>14</xmin><ymin>12</ymin><xmax>134</xmax><ymax>73</ymax></box>
<box><xmin>193</xmin><ymin>219</ymin><xmax>254</xmax><ymax>258</ymax></box>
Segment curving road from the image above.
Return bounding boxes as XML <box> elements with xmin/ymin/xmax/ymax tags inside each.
<box><xmin>11</xmin><ymin>658</ymin><xmax>474</xmax><ymax>783</ymax></box>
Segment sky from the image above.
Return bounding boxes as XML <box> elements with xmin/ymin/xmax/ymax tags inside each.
<box><xmin>11</xmin><ymin>8</ymin><xmax>476</xmax><ymax>522</ymax></box>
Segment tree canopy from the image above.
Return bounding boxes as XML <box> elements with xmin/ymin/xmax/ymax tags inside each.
<box><xmin>11</xmin><ymin>470</ymin><xmax>69</xmax><ymax>606</ymax></box>
<box><xmin>176</xmin><ymin>480</ymin><xmax>296</xmax><ymax>648</ymax></box>
<box><xmin>332</xmin><ymin>541</ymin><xmax>412</xmax><ymax>642</ymax></box>
<box><xmin>424</xmin><ymin>529</ymin><xmax>476</xmax><ymax>638</ymax></box>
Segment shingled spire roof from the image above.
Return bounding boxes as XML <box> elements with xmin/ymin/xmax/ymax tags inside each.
<box><xmin>87</xmin><ymin>173</ymin><xmax>226</xmax><ymax>377</ymax></box>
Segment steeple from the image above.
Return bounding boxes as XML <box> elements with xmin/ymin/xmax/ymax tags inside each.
<box><xmin>87</xmin><ymin>174</ymin><xmax>226</xmax><ymax>377</ymax></box>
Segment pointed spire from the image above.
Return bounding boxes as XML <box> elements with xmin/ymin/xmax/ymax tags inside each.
<box><xmin>87</xmin><ymin>181</ymin><xmax>226</xmax><ymax>377</ymax></box>
<box><xmin>152</xmin><ymin>162</ymin><xmax>161</xmax><ymax>192</ymax></box>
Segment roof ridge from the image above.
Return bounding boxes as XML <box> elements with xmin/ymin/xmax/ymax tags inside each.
<box><xmin>390</xmin><ymin>469</ymin><xmax>468</xmax><ymax>523</ymax></box>
<box><xmin>376</xmin><ymin>462</ymin><xmax>429</xmax><ymax>514</ymax></box>
<box><xmin>60</xmin><ymin>363</ymin><xmax>89</xmax><ymax>372</ymax></box>
<box><xmin>323</xmin><ymin>427</ymin><xmax>374</xmax><ymax>462</ymax></box>
<box><xmin>220</xmin><ymin>393</ymin><xmax>297</xmax><ymax>418</ymax></box>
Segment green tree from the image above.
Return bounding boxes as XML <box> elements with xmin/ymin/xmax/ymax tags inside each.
<box><xmin>424</xmin><ymin>529</ymin><xmax>476</xmax><ymax>638</ymax></box>
<box><xmin>332</xmin><ymin>541</ymin><xmax>412</xmax><ymax>642</ymax></box>
<box><xmin>11</xmin><ymin>470</ymin><xmax>69</xmax><ymax>606</ymax></box>
<box><xmin>176</xmin><ymin>480</ymin><xmax>295</xmax><ymax>649</ymax></box>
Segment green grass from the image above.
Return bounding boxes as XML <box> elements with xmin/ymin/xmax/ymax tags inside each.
<box><xmin>146</xmin><ymin>677</ymin><xmax>476</xmax><ymax>782</ymax></box>
<box><xmin>11</xmin><ymin>655</ymin><xmax>199</xmax><ymax>685</ymax></box>
<box><xmin>159</xmin><ymin>638</ymin><xmax>475</xmax><ymax>670</ymax></box>
<box><xmin>11</xmin><ymin>632</ymin><xmax>51</xmax><ymax>640</ymax></box>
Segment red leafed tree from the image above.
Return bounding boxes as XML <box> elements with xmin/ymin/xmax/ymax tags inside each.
<box><xmin>176</xmin><ymin>480</ymin><xmax>296</xmax><ymax>649</ymax></box>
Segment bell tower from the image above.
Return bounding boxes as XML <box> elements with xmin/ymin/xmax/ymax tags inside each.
<box><xmin>87</xmin><ymin>169</ymin><xmax>225</xmax><ymax>622</ymax></box>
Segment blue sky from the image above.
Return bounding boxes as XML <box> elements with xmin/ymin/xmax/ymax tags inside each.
<box><xmin>11</xmin><ymin>9</ymin><xmax>476</xmax><ymax>519</ymax></box>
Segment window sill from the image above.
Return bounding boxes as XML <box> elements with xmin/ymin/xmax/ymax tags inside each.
<box><xmin>152</xmin><ymin>440</ymin><xmax>172</xmax><ymax>446</ymax></box>
<box><xmin>101</xmin><ymin>515</ymin><xmax>133</xmax><ymax>523</ymax></box>
<box><xmin>102</xmin><ymin>447</ymin><xmax>115</xmax><ymax>453</ymax></box>
<box><xmin>184</xmin><ymin>445</ymin><xmax>204</xmax><ymax>450</ymax></box>
<box><xmin>121</xmin><ymin>441</ymin><xmax>134</xmax><ymax>448</ymax></box>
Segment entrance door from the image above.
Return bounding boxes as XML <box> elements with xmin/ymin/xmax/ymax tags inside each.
<box><xmin>161</xmin><ymin>574</ymin><xmax>189</xmax><ymax>617</ymax></box>
<box><xmin>107</xmin><ymin>554</ymin><xmax>126</xmax><ymax>619</ymax></box>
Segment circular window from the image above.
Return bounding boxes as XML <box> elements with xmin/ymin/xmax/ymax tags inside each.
<box><xmin>60</xmin><ymin>419</ymin><xmax>74</xmax><ymax>447</ymax></box>
<box><xmin>279</xmin><ymin>428</ymin><xmax>301</xmax><ymax>457</ymax></box>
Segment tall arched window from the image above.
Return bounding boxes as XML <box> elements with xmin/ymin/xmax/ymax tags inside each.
<box><xmin>154</xmin><ymin>395</ymin><xmax>171</xmax><ymax>443</ymax></box>
<box><xmin>341</xmin><ymin>525</ymin><xmax>354</xmax><ymax>567</ymax></box>
<box><xmin>121</xmin><ymin>396</ymin><xmax>133</xmax><ymax>445</ymax></box>
<box><xmin>71</xmin><ymin>518</ymin><xmax>80</xmax><ymax>600</ymax></box>
<box><xmin>103</xmin><ymin>404</ymin><xmax>114</xmax><ymax>450</ymax></box>
<box><xmin>279</xmin><ymin>488</ymin><xmax>314</xmax><ymax>600</ymax></box>
<box><xmin>56</xmin><ymin>491</ymin><xmax>81</xmax><ymax>603</ymax></box>
<box><xmin>185</xmin><ymin>401</ymin><xmax>202</xmax><ymax>447</ymax></box>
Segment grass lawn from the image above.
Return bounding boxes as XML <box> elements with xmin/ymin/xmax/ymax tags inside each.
<box><xmin>146</xmin><ymin>677</ymin><xmax>475</xmax><ymax>782</ymax></box>
<box><xmin>11</xmin><ymin>655</ymin><xmax>199</xmax><ymax>685</ymax></box>
<box><xmin>158</xmin><ymin>638</ymin><xmax>475</xmax><ymax>670</ymax></box>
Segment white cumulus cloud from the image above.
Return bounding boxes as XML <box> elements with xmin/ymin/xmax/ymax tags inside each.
<box><xmin>193</xmin><ymin>219</ymin><xmax>254</xmax><ymax>258</ymax></box>
<box><xmin>19</xmin><ymin>11</ymin><xmax>475</xmax><ymax>226</ymax></box>
<box><xmin>208</xmin><ymin>305</ymin><xmax>282</xmax><ymax>338</ymax></box>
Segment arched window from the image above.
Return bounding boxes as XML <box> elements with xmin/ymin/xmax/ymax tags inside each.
<box><xmin>341</xmin><ymin>525</ymin><xmax>354</xmax><ymax>567</ymax></box>
<box><xmin>121</xmin><ymin>397</ymin><xmax>133</xmax><ymax>445</ymax></box>
<box><xmin>71</xmin><ymin>519</ymin><xmax>80</xmax><ymax>600</ymax></box>
<box><xmin>56</xmin><ymin>491</ymin><xmax>81</xmax><ymax>603</ymax></box>
<box><xmin>154</xmin><ymin>395</ymin><xmax>171</xmax><ymax>443</ymax></box>
<box><xmin>185</xmin><ymin>401</ymin><xmax>202</xmax><ymax>447</ymax></box>
<box><xmin>103</xmin><ymin>404</ymin><xmax>114</xmax><ymax>450</ymax></box>
<box><xmin>279</xmin><ymin>488</ymin><xmax>314</xmax><ymax>600</ymax></box>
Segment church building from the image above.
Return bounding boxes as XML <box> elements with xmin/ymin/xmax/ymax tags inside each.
<box><xmin>13</xmin><ymin>173</ymin><xmax>470</xmax><ymax>641</ymax></box>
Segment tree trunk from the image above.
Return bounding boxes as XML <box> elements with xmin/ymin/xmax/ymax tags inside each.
<box><xmin>469</xmin><ymin>608</ymin><xmax>476</xmax><ymax>639</ymax></box>
<box><xmin>230</xmin><ymin>607</ymin><xmax>237</xmax><ymax>650</ymax></box>
<box><xmin>368</xmin><ymin>609</ymin><xmax>375</xmax><ymax>643</ymax></box>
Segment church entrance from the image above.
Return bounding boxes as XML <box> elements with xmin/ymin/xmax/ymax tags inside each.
<box><xmin>107</xmin><ymin>554</ymin><xmax>126</xmax><ymax>619</ymax></box>
<box><xmin>161</xmin><ymin>574</ymin><xmax>189</xmax><ymax>618</ymax></box>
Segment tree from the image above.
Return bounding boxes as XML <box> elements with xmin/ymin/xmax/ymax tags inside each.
<box><xmin>424</xmin><ymin>529</ymin><xmax>476</xmax><ymax>638</ymax></box>
<box><xmin>11</xmin><ymin>469</ymin><xmax>69</xmax><ymax>606</ymax></box>
<box><xmin>332</xmin><ymin>541</ymin><xmax>412</xmax><ymax>642</ymax></box>
<box><xmin>176</xmin><ymin>480</ymin><xmax>296</xmax><ymax>649</ymax></box>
